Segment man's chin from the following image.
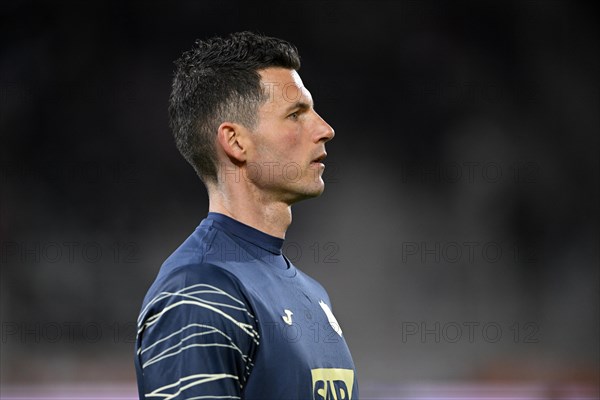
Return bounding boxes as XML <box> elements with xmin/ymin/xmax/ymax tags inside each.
<box><xmin>287</xmin><ymin>184</ymin><xmax>325</xmax><ymax>204</ymax></box>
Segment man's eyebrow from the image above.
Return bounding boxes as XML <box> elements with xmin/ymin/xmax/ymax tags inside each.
<box><xmin>284</xmin><ymin>101</ymin><xmax>313</xmax><ymax>114</ymax></box>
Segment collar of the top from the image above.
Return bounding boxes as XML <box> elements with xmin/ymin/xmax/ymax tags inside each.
<box><xmin>205</xmin><ymin>212</ymin><xmax>284</xmax><ymax>255</ymax></box>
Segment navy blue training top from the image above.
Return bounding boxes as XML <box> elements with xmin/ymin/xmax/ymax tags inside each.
<box><xmin>135</xmin><ymin>213</ymin><xmax>359</xmax><ymax>400</ymax></box>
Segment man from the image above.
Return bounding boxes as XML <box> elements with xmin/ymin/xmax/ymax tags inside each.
<box><xmin>134</xmin><ymin>31</ymin><xmax>358</xmax><ymax>400</ymax></box>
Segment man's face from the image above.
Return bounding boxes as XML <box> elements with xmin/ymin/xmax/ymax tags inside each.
<box><xmin>244</xmin><ymin>67</ymin><xmax>335</xmax><ymax>204</ymax></box>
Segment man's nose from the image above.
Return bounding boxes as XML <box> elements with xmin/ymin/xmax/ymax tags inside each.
<box><xmin>314</xmin><ymin>112</ymin><xmax>335</xmax><ymax>143</ymax></box>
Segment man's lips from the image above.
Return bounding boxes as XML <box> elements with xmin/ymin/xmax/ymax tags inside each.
<box><xmin>311</xmin><ymin>152</ymin><xmax>327</xmax><ymax>164</ymax></box>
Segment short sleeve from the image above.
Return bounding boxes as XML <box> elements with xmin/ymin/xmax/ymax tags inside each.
<box><xmin>135</xmin><ymin>264</ymin><xmax>259</xmax><ymax>399</ymax></box>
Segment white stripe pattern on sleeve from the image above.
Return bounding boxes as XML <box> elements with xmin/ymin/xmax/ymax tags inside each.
<box><xmin>145</xmin><ymin>373</ymin><xmax>239</xmax><ymax>400</ymax></box>
<box><xmin>137</xmin><ymin>282</ymin><xmax>259</xmax><ymax>397</ymax></box>
<box><xmin>137</xmin><ymin>283</ymin><xmax>259</xmax><ymax>346</ymax></box>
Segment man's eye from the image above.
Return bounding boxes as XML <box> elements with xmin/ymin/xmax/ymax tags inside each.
<box><xmin>288</xmin><ymin>112</ymin><xmax>299</xmax><ymax>120</ymax></box>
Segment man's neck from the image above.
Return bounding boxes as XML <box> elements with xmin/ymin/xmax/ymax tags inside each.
<box><xmin>207</xmin><ymin>184</ymin><xmax>292</xmax><ymax>239</ymax></box>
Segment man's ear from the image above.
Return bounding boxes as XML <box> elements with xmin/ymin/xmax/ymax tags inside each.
<box><xmin>216</xmin><ymin>122</ymin><xmax>247</xmax><ymax>164</ymax></box>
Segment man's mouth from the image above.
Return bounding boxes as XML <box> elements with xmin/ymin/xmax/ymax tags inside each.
<box><xmin>311</xmin><ymin>153</ymin><xmax>327</xmax><ymax>165</ymax></box>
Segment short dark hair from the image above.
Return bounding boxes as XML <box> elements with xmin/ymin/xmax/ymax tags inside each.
<box><xmin>169</xmin><ymin>31</ymin><xmax>301</xmax><ymax>183</ymax></box>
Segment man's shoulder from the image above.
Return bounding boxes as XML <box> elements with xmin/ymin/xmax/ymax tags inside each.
<box><xmin>138</xmin><ymin>258</ymin><xmax>252</xmax><ymax>328</ymax></box>
<box><xmin>156</xmin><ymin>219</ymin><xmax>239</xmax><ymax>278</ymax></box>
<box><xmin>294</xmin><ymin>267</ymin><xmax>329</xmax><ymax>296</ymax></box>
<box><xmin>146</xmin><ymin>258</ymin><xmax>244</xmax><ymax>302</ymax></box>
<box><xmin>142</xmin><ymin>223</ymin><xmax>248</xmax><ymax>306</ymax></box>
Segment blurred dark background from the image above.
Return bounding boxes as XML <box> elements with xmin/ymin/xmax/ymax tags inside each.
<box><xmin>1</xmin><ymin>0</ymin><xmax>598</xmax><ymax>397</ymax></box>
